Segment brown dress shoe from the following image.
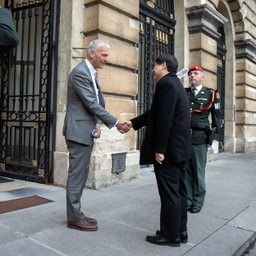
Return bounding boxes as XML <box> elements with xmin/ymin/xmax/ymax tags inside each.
<box><xmin>82</xmin><ymin>213</ymin><xmax>97</xmax><ymax>224</ymax></box>
<box><xmin>67</xmin><ymin>219</ymin><xmax>98</xmax><ymax>231</ymax></box>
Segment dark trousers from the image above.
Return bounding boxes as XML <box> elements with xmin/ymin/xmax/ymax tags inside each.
<box><xmin>154</xmin><ymin>161</ymin><xmax>187</xmax><ymax>241</ymax></box>
<box><xmin>65</xmin><ymin>139</ymin><xmax>93</xmax><ymax>222</ymax></box>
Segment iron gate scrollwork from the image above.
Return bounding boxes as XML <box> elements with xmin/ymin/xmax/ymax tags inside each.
<box><xmin>0</xmin><ymin>0</ymin><xmax>60</xmax><ymax>183</ymax></box>
<box><xmin>136</xmin><ymin>0</ymin><xmax>175</xmax><ymax>152</ymax></box>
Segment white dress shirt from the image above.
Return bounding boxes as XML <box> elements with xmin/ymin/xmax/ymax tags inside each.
<box><xmin>192</xmin><ymin>85</ymin><xmax>202</xmax><ymax>96</ymax></box>
<box><xmin>85</xmin><ymin>59</ymin><xmax>99</xmax><ymax>103</ymax></box>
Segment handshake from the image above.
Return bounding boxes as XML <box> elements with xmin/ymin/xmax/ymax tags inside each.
<box><xmin>116</xmin><ymin>120</ymin><xmax>133</xmax><ymax>134</ymax></box>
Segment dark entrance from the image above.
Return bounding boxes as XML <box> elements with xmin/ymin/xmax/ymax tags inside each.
<box><xmin>217</xmin><ymin>26</ymin><xmax>226</xmax><ymax>152</ymax></box>
<box><xmin>137</xmin><ymin>0</ymin><xmax>175</xmax><ymax>151</ymax></box>
<box><xmin>0</xmin><ymin>0</ymin><xmax>60</xmax><ymax>183</ymax></box>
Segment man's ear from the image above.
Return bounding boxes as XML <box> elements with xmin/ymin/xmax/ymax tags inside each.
<box><xmin>89</xmin><ymin>50</ymin><xmax>95</xmax><ymax>58</ymax></box>
<box><xmin>161</xmin><ymin>62</ymin><xmax>167</xmax><ymax>70</ymax></box>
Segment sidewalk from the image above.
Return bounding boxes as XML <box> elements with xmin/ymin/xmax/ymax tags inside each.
<box><xmin>0</xmin><ymin>152</ymin><xmax>256</xmax><ymax>256</ymax></box>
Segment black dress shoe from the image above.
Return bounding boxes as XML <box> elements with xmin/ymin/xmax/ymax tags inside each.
<box><xmin>180</xmin><ymin>231</ymin><xmax>188</xmax><ymax>243</ymax></box>
<box><xmin>146</xmin><ymin>234</ymin><xmax>180</xmax><ymax>247</ymax></box>
<box><xmin>155</xmin><ymin>230</ymin><xmax>188</xmax><ymax>244</ymax></box>
<box><xmin>190</xmin><ymin>206</ymin><xmax>201</xmax><ymax>213</ymax></box>
<box><xmin>187</xmin><ymin>205</ymin><xmax>192</xmax><ymax>211</ymax></box>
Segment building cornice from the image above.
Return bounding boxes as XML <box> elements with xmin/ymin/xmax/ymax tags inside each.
<box><xmin>234</xmin><ymin>39</ymin><xmax>256</xmax><ymax>64</ymax></box>
<box><xmin>186</xmin><ymin>4</ymin><xmax>228</xmax><ymax>40</ymax></box>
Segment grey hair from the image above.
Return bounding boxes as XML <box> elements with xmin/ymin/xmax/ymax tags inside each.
<box><xmin>87</xmin><ymin>39</ymin><xmax>110</xmax><ymax>55</ymax></box>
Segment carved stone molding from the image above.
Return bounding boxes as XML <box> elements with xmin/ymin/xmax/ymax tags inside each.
<box><xmin>234</xmin><ymin>39</ymin><xmax>256</xmax><ymax>64</ymax></box>
<box><xmin>186</xmin><ymin>4</ymin><xmax>228</xmax><ymax>40</ymax></box>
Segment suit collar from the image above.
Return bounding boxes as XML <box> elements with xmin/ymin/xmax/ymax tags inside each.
<box><xmin>85</xmin><ymin>59</ymin><xmax>97</xmax><ymax>78</ymax></box>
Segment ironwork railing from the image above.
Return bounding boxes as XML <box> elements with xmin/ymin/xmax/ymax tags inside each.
<box><xmin>217</xmin><ymin>26</ymin><xmax>227</xmax><ymax>152</ymax></box>
<box><xmin>0</xmin><ymin>0</ymin><xmax>60</xmax><ymax>183</ymax></box>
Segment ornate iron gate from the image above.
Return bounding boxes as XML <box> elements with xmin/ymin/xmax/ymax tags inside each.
<box><xmin>0</xmin><ymin>0</ymin><xmax>60</xmax><ymax>183</ymax></box>
<box><xmin>137</xmin><ymin>0</ymin><xmax>175</xmax><ymax>151</ymax></box>
<box><xmin>217</xmin><ymin>26</ymin><xmax>226</xmax><ymax>152</ymax></box>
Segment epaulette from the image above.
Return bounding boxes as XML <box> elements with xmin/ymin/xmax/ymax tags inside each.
<box><xmin>206</xmin><ymin>87</ymin><xmax>220</xmax><ymax>99</ymax></box>
<box><xmin>206</xmin><ymin>87</ymin><xmax>218</xmax><ymax>92</ymax></box>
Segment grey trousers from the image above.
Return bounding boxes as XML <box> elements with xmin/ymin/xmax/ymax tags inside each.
<box><xmin>65</xmin><ymin>139</ymin><xmax>93</xmax><ymax>222</ymax></box>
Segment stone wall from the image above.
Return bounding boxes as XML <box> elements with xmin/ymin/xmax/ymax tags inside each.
<box><xmin>184</xmin><ymin>0</ymin><xmax>256</xmax><ymax>153</ymax></box>
<box><xmin>232</xmin><ymin>0</ymin><xmax>256</xmax><ymax>152</ymax></box>
<box><xmin>54</xmin><ymin>0</ymin><xmax>256</xmax><ymax>189</ymax></box>
<box><xmin>54</xmin><ymin>0</ymin><xmax>140</xmax><ymax>189</ymax></box>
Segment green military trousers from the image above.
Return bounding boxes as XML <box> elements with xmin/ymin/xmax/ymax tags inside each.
<box><xmin>185</xmin><ymin>143</ymin><xmax>208</xmax><ymax>208</ymax></box>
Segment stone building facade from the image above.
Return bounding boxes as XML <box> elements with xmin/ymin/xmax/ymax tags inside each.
<box><xmin>53</xmin><ymin>0</ymin><xmax>256</xmax><ymax>188</ymax></box>
<box><xmin>0</xmin><ymin>0</ymin><xmax>255</xmax><ymax>187</ymax></box>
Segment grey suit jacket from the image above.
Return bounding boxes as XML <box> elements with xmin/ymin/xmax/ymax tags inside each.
<box><xmin>62</xmin><ymin>61</ymin><xmax>117</xmax><ymax>145</ymax></box>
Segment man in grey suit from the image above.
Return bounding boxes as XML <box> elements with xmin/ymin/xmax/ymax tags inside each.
<box><xmin>63</xmin><ymin>39</ymin><xmax>129</xmax><ymax>231</ymax></box>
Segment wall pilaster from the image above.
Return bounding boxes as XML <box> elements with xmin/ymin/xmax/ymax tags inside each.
<box><xmin>54</xmin><ymin>0</ymin><xmax>140</xmax><ymax>189</ymax></box>
<box><xmin>235</xmin><ymin>39</ymin><xmax>256</xmax><ymax>152</ymax></box>
<box><xmin>186</xmin><ymin>4</ymin><xmax>227</xmax><ymax>88</ymax></box>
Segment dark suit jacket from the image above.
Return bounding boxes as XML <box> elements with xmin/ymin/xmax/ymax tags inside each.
<box><xmin>0</xmin><ymin>8</ymin><xmax>19</xmax><ymax>53</ymax></box>
<box><xmin>62</xmin><ymin>60</ymin><xmax>117</xmax><ymax>146</ymax></box>
<box><xmin>131</xmin><ymin>72</ymin><xmax>191</xmax><ymax>165</ymax></box>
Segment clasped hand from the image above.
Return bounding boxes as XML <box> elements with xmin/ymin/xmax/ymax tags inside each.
<box><xmin>116</xmin><ymin>120</ymin><xmax>132</xmax><ymax>134</ymax></box>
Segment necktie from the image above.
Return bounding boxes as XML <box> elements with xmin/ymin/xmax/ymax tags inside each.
<box><xmin>192</xmin><ymin>88</ymin><xmax>197</xmax><ymax>96</ymax></box>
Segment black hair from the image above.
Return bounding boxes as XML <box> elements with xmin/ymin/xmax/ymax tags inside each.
<box><xmin>154</xmin><ymin>54</ymin><xmax>178</xmax><ymax>73</ymax></box>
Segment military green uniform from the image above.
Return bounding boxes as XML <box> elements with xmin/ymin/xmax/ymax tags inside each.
<box><xmin>185</xmin><ymin>86</ymin><xmax>220</xmax><ymax>208</ymax></box>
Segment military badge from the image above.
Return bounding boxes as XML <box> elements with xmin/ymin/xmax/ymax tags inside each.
<box><xmin>216</xmin><ymin>92</ymin><xmax>220</xmax><ymax>99</ymax></box>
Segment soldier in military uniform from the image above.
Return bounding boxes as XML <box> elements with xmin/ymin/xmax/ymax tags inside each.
<box><xmin>185</xmin><ymin>66</ymin><xmax>220</xmax><ymax>214</ymax></box>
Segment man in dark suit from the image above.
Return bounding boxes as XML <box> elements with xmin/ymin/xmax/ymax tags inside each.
<box><xmin>0</xmin><ymin>7</ymin><xmax>19</xmax><ymax>54</ymax></box>
<box><xmin>185</xmin><ymin>66</ymin><xmax>220</xmax><ymax>214</ymax></box>
<box><xmin>127</xmin><ymin>54</ymin><xmax>191</xmax><ymax>247</ymax></box>
<box><xmin>63</xmin><ymin>39</ymin><xmax>129</xmax><ymax>231</ymax></box>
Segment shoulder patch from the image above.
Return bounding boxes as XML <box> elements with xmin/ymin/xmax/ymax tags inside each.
<box><xmin>216</xmin><ymin>92</ymin><xmax>220</xmax><ymax>99</ymax></box>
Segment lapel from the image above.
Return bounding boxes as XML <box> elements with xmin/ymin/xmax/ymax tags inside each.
<box><xmin>82</xmin><ymin>61</ymin><xmax>105</xmax><ymax>108</ymax></box>
<box><xmin>195</xmin><ymin>86</ymin><xmax>206</xmax><ymax>100</ymax></box>
<box><xmin>190</xmin><ymin>86</ymin><xmax>205</xmax><ymax>101</ymax></box>
<box><xmin>95</xmin><ymin>79</ymin><xmax>105</xmax><ymax>109</ymax></box>
<box><xmin>188</xmin><ymin>89</ymin><xmax>194</xmax><ymax>102</ymax></box>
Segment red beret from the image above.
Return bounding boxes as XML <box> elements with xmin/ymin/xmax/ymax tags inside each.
<box><xmin>188</xmin><ymin>66</ymin><xmax>203</xmax><ymax>75</ymax></box>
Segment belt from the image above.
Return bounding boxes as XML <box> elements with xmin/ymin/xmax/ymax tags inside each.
<box><xmin>190</xmin><ymin>129</ymin><xmax>205</xmax><ymax>134</ymax></box>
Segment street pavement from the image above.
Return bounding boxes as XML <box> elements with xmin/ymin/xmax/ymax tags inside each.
<box><xmin>0</xmin><ymin>151</ymin><xmax>256</xmax><ymax>256</ymax></box>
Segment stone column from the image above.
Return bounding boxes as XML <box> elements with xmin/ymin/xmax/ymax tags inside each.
<box><xmin>186</xmin><ymin>4</ymin><xmax>227</xmax><ymax>159</ymax></box>
<box><xmin>235</xmin><ymin>39</ymin><xmax>256</xmax><ymax>152</ymax></box>
<box><xmin>54</xmin><ymin>0</ymin><xmax>140</xmax><ymax>189</ymax></box>
<box><xmin>186</xmin><ymin>4</ymin><xmax>228</xmax><ymax>87</ymax></box>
